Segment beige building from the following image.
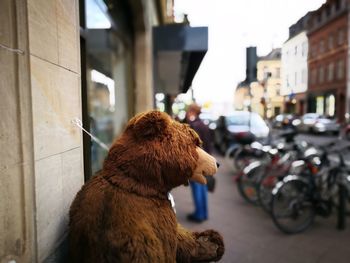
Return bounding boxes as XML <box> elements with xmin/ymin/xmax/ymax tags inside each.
<box><xmin>1</xmin><ymin>0</ymin><xmax>175</xmax><ymax>262</ymax></box>
<box><xmin>234</xmin><ymin>48</ymin><xmax>284</xmax><ymax>118</ymax></box>
<box><xmin>255</xmin><ymin>48</ymin><xmax>284</xmax><ymax>118</ymax></box>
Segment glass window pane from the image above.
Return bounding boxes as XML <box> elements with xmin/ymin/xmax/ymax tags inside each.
<box><xmin>86</xmin><ymin>0</ymin><xmax>111</xmax><ymax>29</ymax></box>
<box><xmin>316</xmin><ymin>96</ymin><xmax>324</xmax><ymax>115</ymax></box>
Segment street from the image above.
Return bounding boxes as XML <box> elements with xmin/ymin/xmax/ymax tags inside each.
<box><xmin>173</xmin><ymin>133</ymin><xmax>350</xmax><ymax>263</ymax></box>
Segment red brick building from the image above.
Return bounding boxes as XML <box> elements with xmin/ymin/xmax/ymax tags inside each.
<box><xmin>307</xmin><ymin>0</ymin><xmax>348</xmax><ymax>122</ymax></box>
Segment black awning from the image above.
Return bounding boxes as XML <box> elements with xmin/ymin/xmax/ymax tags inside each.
<box><xmin>153</xmin><ymin>24</ymin><xmax>208</xmax><ymax>95</ymax></box>
<box><xmin>180</xmin><ymin>51</ymin><xmax>206</xmax><ymax>93</ymax></box>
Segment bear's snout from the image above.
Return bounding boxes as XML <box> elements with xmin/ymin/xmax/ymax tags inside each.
<box><xmin>190</xmin><ymin>147</ymin><xmax>218</xmax><ymax>184</ymax></box>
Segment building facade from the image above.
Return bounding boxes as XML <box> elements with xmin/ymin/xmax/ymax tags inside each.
<box><xmin>256</xmin><ymin>48</ymin><xmax>284</xmax><ymax>118</ymax></box>
<box><xmin>307</xmin><ymin>0</ymin><xmax>349</xmax><ymax>121</ymax></box>
<box><xmin>234</xmin><ymin>47</ymin><xmax>283</xmax><ymax>118</ymax></box>
<box><xmin>281</xmin><ymin>14</ymin><xmax>310</xmax><ymax>115</ymax></box>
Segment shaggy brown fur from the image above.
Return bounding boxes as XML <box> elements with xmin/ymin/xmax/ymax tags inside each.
<box><xmin>69</xmin><ymin>111</ymin><xmax>224</xmax><ymax>262</ymax></box>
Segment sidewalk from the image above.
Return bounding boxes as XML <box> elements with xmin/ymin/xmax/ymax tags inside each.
<box><xmin>172</xmin><ymin>154</ymin><xmax>350</xmax><ymax>263</ymax></box>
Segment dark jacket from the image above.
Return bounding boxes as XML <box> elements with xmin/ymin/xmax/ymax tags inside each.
<box><xmin>188</xmin><ymin>118</ymin><xmax>212</xmax><ymax>154</ymax></box>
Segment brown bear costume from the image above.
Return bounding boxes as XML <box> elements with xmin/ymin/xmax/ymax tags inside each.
<box><xmin>69</xmin><ymin>111</ymin><xmax>225</xmax><ymax>262</ymax></box>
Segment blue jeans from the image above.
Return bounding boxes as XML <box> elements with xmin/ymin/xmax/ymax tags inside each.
<box><xmin>190</xmin><ymin>181</ymin><xmax>208</xmax><ymax>220</ymax></box>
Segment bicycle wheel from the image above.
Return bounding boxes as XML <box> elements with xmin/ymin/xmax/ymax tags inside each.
<box><xmin>236</xmin><ymin>166</ymin><xmax>265</xmax><ymax>205</ymax></box>
<box><xmin>258</xmin><ymin>173</ymin><xmax>279</xmax><ymax>213</ymax></box>
<box><xmin>271</xmin><ymin>179</ymin><xmax>315</xmax><ymax>234</ymax></box>
<box><xmin>234</xmin><ymin>148</ymin><xmax>256</xmax><ymax>171</ymax></box>
<box><xmin>225</xmin><ymin>145</ymin><xmax>240</xmax><ymax>172</ymax></box>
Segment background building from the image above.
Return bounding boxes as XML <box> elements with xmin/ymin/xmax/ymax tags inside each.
<box><xmin>307</xmin><ymin>0</ymin><xmax>348</xmax><ymax>121</ymax></box>
<box><xmin>234</xmin><ymin>47</ymin><xmax>283</xmax><ymax>119</ymax></box>
<box><xmin>281</xmin><ymin>13</ymin><xmax>310</xmax><ymax>115</ymax></box>
<box><xmin>256</xmin><ymin>48</ymin><xmax>284</xmax><ymax>118</ymax></box>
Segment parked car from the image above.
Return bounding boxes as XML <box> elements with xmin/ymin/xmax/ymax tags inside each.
<box><xmin>296</xmin><ymin>113</ymin><xmax>340</xmax><ymax>134</ymax></box>
<box><xmin>213</xmin><ymin>111</ymin><xmax>269</xmax><ymax>153</ymax></box>
<box><xmin>272</xmin><ymin>114</ymin><xmax>299</xmax><ymax>129</ymax></box>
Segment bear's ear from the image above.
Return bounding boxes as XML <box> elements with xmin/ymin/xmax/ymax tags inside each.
<box><xmin>130</xmin><ymin>111</ymin><xmax>171</xmax><ymax>139</ymax></box>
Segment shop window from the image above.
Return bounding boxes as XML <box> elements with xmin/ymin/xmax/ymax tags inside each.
<box><xmin>89</xmin><ymin>70</ymin><xmax>116</xmax><ymax>173</ymax></box>
<box><xmin>316</xmin><ymin>96</ymin><xmax>324</xmax><ymax>115</ymax></box>
<box><xmin>326</xmin><ymin>94</ymin><xmax>335</xmax><ymax>117</ymax></box>
<box><xmin>79</xmin><ymin>0</ymin><xmax>132</xmax><ymax>178</ymax></box>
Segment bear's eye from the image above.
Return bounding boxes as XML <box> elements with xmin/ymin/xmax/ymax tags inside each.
<box><xmin>176</xmin><ymin>122</ymin><xmax>203</xmax><ymax>147</ymax></box>
<box><xmin>186</xmin><ymin>126</ymin><xmax>202</xmax><ymax>147</ymax></box>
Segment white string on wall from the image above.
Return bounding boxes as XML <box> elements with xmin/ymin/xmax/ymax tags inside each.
<box><xmin>0</xmin><ymin>43</ymin><xmax>24</xmax><ymax>55</ymax></box>
<box><xmin>71</xmin><ymin>118</ymin><xmax>109</xmax><ymax>151</ymax></box>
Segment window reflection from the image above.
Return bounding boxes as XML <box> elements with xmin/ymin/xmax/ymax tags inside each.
<box><xmin>86</xmin><ymin>0</ymin><xmax>111</xmax><ymax>29</ymax></box>
<box><xmin>89</xmin><ymin>70</ymin><xmax>115</xmax><ymax>174</ymax></box>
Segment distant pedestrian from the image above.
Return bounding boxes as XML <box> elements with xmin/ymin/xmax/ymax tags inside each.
<box><xmin>185</xmin><ymin>103</ymin><xmax>213</xmax><ymax>223</ymax></box>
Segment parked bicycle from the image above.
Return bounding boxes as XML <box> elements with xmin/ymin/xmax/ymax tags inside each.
<box><xmin>270</xmin><ymin>143</ymin><xmax>350</xmax><ymax>234</ymax></box>
<box><xmin>257</xmin><ymin>140</ymin><xmax>310</xmax><ymax>213</ymax></box>
<box><xmin>234</xmin><ymin>130</ymin><xmax>308</xmax><ymax>207</ymax></box>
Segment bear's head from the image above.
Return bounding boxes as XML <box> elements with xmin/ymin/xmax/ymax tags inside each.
<box><xmin>102</xmin><ymin>110</ymin><xmax>217</xmax><ymax>196</ymax></box>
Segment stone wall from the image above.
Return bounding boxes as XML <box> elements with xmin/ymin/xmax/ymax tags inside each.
<box><xmin>28</xmin><ymin>0</ymin><xmax>83</xmax><ymax>261</ymax></box>
<box><xmin>0</xmin><ymin>1</ymin><xmax>36</xmax><ymax>262</ymax></box>
<box><xmin>0</xmin><ymin>0</ymin><xmax>84</xmax><ymax>262</ymax></box>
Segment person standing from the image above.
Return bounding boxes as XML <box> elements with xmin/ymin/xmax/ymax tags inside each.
<box><xmin>185</xmin><ymin>103</ymin><xmax>213</xmax><ymax>223</ymax></box>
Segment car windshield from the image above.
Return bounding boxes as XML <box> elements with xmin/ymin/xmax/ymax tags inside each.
<box><xmin>226</xmin><ymin>114</ymin><xmax>250</xmax><ymax>126</ymax></box>
<box><xmin>303</xmin><ymin>114</ymin><xmax>319</xmax><ymax>119</ymax></box>
<box><xmin>226</xmin><ymin>112</ymin><xmax>266</xmax><ymax>128</ymax></box>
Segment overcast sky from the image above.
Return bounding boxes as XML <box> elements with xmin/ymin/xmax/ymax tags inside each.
<box><xmin>174</xmin><ymin>0</ymin><xmax>326</xmax><ymax>105</ymax></box>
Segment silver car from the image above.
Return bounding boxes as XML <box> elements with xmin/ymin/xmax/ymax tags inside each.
<box><xmin>213</xmin><ymin>111</ymin><xmax>270</xmax><ymax>153</ymax></box>
<box><xmin>296</xmin><ymin>113</ymin><xmax>340</xmax><ymax>134</ymax></box>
